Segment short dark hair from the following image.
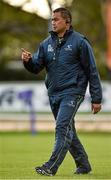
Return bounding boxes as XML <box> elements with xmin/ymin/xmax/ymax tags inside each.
<box><xmin>53</xmin><ymin>7</ymin><xmax>72</xmax><ymax>24</ymax></box>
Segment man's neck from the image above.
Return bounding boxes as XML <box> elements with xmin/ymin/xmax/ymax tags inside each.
<box><xmin>58</xmin><ymin>32</ymin><xmax>66</xmax><ymax>38</ymax></box>
<box><xmin>57</xmin><ymin>27</ymin><xmax>70</xmax><ymax>37</ymax></box>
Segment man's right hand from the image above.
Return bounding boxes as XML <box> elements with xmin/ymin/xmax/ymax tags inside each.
<box><xmin>21</xmin><ymin>48</ymin><xmax>32</xmax><ymax>62</ymax></box>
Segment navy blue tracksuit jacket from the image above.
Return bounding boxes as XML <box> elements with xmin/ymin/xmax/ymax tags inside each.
<box><xmin>24</xmin><ymin>28</ymin><xmax>102</xmax><ymax>104</ymax></box>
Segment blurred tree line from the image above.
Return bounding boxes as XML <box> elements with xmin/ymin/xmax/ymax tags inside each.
<box><xmin>0</xmin><ymin>0</ymin><xmax>108</xmax><ymax>81</ymax></box>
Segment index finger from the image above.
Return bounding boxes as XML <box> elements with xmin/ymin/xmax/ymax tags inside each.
<box><xmin>21</xmin><ymin>48</ymin><xmax>27</xmax><ymax>52</ymax></box>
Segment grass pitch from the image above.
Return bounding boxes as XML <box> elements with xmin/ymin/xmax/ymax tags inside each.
<box><xmin>0</xmin><ymin>131</ymin><xmax>111</xmax><ymax>179</ymax></box>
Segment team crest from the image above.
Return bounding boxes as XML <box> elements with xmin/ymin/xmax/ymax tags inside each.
<box><xmin>48</xmin><ymin>44</ymin><xmax>54</xmax><ymax>52</ymax></box>
<box><xmin>64</xmin><ymin>44</ymin><xmax>72</xmax><ymax>51</ymax></box>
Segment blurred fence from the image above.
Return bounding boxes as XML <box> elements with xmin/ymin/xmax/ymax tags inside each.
<box><xmin>0</xmin><ymin>81</ymin><xmax>111</xmax><ymax>132</ymax></box>
<box><xmin>0</xmin><ymin>81</ymin><xmax>110</xmax><ymax>112</ymax></box>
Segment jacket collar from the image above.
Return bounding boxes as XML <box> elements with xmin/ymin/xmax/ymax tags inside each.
<box><xmin>49</xmin><ymin>26</ymin><xmax>73</xmax><ymax>47</ymax></box>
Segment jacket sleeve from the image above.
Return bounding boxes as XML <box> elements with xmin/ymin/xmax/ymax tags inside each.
<box><xmin>80</xmin><ymin>38</ymin><xmax>102</xmax><ymax>104</ymax></box>
<box><xmin>23</xmin><ymin>43</ymin><xmax>45</xmax><ymax>74</ymax></box>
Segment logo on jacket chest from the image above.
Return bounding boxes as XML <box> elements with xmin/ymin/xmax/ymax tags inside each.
<box><xmin>48</xmin><ymin>44</ymin><xmax>54</xmax><ymax>52</ymax></box>
<box><xmin>64</xmin><ymin>44</ymin><xmax>72</xmax><ymax>51</ymax></box>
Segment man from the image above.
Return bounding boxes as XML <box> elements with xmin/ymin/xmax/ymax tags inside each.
<box><xmin>22</xmin><ymin>8</ymin><xmax>102</xmax><ymax>176</ymax></box>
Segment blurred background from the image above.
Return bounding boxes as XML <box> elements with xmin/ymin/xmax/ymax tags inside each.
<box><xmin>0</xmin><ymin>0</ymin><xmax>111</xmax><ymax>132</ymax></box>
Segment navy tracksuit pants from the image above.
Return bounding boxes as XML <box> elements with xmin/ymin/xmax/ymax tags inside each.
<box><xmin>44</xmin><ymin>94</ymin><xmax>91</xmax><ymax>174</ymax></box>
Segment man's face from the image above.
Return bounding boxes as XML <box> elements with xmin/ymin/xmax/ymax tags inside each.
<box><xmin>51</xmin><ymin>12</ymin><xmax>68</xmax><ymax>34</ymax></box>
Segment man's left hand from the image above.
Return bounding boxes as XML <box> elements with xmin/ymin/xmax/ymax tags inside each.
<box><xmin>91</xmin><ymin>103</ymin><xmax>102</xmax><ymax>114</ymax></box>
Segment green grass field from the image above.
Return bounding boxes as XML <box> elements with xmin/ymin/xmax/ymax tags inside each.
<box><xmin>0</xmin><ymin>132</ymin><xmax>111</xmax><ymax>179</ymax></box>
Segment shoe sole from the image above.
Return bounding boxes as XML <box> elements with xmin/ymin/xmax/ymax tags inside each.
<box><xmin>74</xmin><ymin>170</ymin><xmax>92</xmax><ymax>175</ymax></box>
<box><xmin>35</xmin><ymin>168</ymin><xmax>53</xmax><ymax>176</ymax></box>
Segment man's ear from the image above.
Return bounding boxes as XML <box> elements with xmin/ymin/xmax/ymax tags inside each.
<box><xmin>66</xmin><ymin>18</ymin><xmax>70</xmax><ymax>24</ymax></box>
